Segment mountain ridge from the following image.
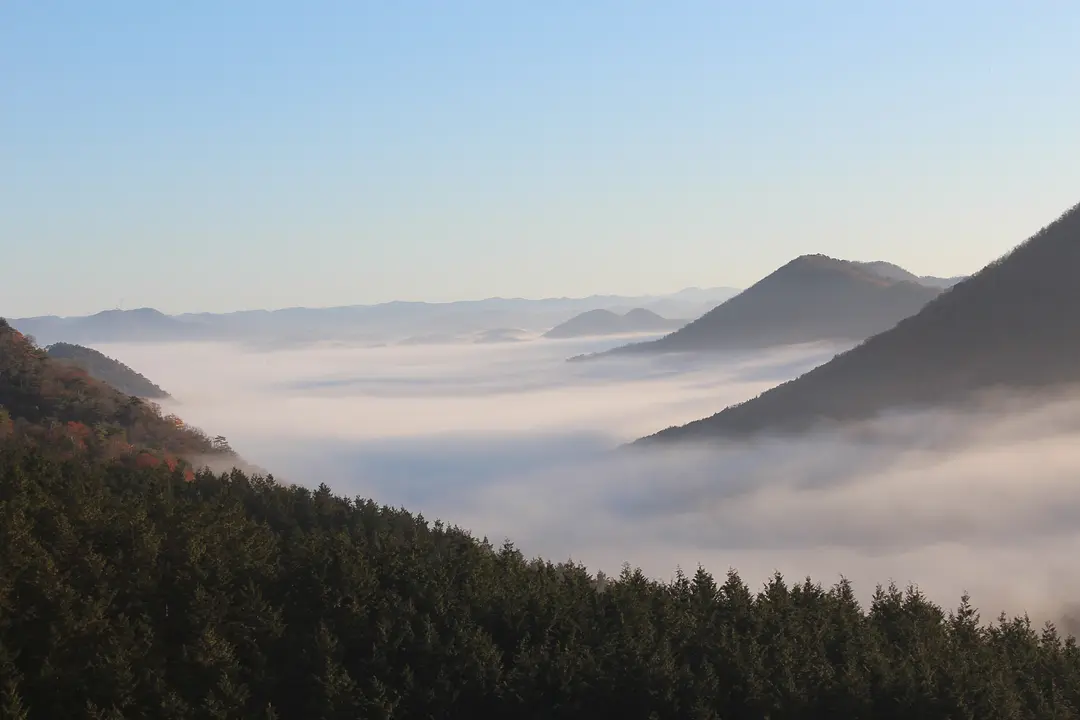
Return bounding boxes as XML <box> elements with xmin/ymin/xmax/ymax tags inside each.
<box><xmin>544</xmin><ymin>308</ymin><xmax>682</xmax><ymax>339</ymax></box>
<box><xmin>586</xmin><ymin>255</ymin><xmax>941</xmax><ymax>358</ymax></box>
<box><xmin>46</xmin><ymin>342</ymin><xmax>171</xmax><ymax>399</ymax></box>
<box><xmin>11</xmin><ymin>288</ymin><xmax>741</xmax><ymax>346</ymax></box>
<box><xmin>636</xmin><ymin>201</ymin><xmax>1080</xmax><ymax>444</ymax></box>
<box><xmin>0</xmin><ymin>318</ymin><xmax>232</xmax><ymax>471</ymax></box>
<box><xmin>855</xmin><ymin>260</ymin><xmax>966</xmax><ymax>288</ymax></box>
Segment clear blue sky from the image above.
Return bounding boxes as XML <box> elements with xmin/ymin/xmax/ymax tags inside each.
<box><xmin>3</xmin><ymin>1</ymin><xmax>1079</xmax><ymax>317</ymax></box>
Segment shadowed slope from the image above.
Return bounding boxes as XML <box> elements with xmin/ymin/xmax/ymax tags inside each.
<box><xmin>46</xmin><ymin>342</ymin><xmax>170</xmax><ymax>398</ymax></box>
<box><xmin>856</xmin><ymin>260</ymin><xmax>965</xmax><ymax>288</ymax></box>
<box><xmin>637</xmin><ymin>202</ymin><xmax>1080</xmax><ymax>444</ymax></box>
<box><xmin>594</xmin><ymin>255</ymin><xmax>940</xmax><ymax>357</ymax></box>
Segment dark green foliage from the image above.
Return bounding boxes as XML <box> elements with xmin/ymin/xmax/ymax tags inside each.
<box><xmin>46</xmin><ymin>342</ymin><xmax>170</xmax><ymax>399</ymax></box>
<box><xmin>2</xmin><ymin>445</ymin><xmax>1080</xmax><ymax>719</ymax></box>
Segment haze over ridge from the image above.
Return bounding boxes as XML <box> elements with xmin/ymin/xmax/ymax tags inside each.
<box><xmin>639</xmin><ymin>201</ymin><xmax>1080</xmax><ymax>443</ymax></box>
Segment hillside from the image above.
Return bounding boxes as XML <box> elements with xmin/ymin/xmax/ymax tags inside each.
<box><xmin>544</xmin><ymin>308</ymin><xmax>682</xmax><ymax>339</ymax></box>
<box><xmin>4</xmin><ymin>299</ymin><xmax>1080</xmax><ymax>719</ymax></box>
<box><xmin>595</xmin><ymin>255</ymin><xmax>941</xmax><ymax>356</ymax></box>
<box><xmin>638</xmin><ymin>201</ymin><xmax>1080</xmax><ymax>444</ymax></box>
<box><xmin>0</xmin><ymin>318</ymin><xmax>230</xmax><ymax>468</ymax></box>
<box><xmin>2</xmin><ymin>446</ymin><xmax>1077</xmax><ymax>718</ymax></box>
<box><xmin>857</xmin><ymin>260</ymin><xmax>966</xmax><ymax>288</ymax></box>
<box><xmin>46</xmin><ymin>342</ymin><xmax>170</xmax><ymax>398</ymax></box>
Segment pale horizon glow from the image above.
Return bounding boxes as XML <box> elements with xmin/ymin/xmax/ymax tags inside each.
<box><xmin>3</xmin><ymin>1</ymin><xmax>1079</xmax><ymax>317</ymax></box>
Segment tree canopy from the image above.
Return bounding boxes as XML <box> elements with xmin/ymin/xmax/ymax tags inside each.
<box><xmin>1</xmin><ymin>444</ymin><xmax>1079</xmax><ymax>719</ymax></box>
<box><xmin>0</xmin><ymin>318</ymin><xmax>229</xmax><ymax>474</ymax></box>
<box><xmin>46</xmin><ymin>342</ymin><xmax>170</xmax><ymax>399</ymax></box>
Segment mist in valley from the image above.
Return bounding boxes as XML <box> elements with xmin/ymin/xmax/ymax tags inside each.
<box><xmin>96</xmin><ymin>335</ymin><xmax>1080</xmax><ymax>625</ymax></box>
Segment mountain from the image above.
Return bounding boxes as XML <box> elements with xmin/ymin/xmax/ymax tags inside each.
<box><xmin>544</xmin><ymin>308</ymin><xmax>683</xmax><ymax>339</ymax></box>
<box><xmin>3</xmin><ymin>445</ymin><xmax>1072</xmax><ymax>717</ymax></box>
<box><xmin>0</xmin><ymin>317</ymin><xmax>230</xmax><ymax>468</ymax></box>
<box><xmin>637</xmin><ymin>201</ymin><xmax>1080</xmax><ymax>444</ymax></box>
<box><xmin>10</xmin><ymin>288</ymin><xmax>741</xmax><ymax>347</ymax></box>
<box><xmin>15</xmin><ymin>307</ymin><xmax>197</xmax><ymax>346</ymax></box>
<box><xmin>45</xmin><ymin>342</ymin><xmax>170</xmax><ymax>399</ymax></box>
<box><xmin>473</xmin><ymin>328</ymin><xmax>530</xmax><ymax>344</ymax></box>
<box><xmin>3</xmin><ymin>309</ymin><xmax>1075</xmax><ymax>719</ymax></box>
<box><xmin>591</xmin><ymin>255</ymin><xmax>941</xmax><ymax>357</ymax></box>
<box><xmin>857</xmin><ymin>260</ymin><xmax>966</xmax><ymax>288</ymax></box>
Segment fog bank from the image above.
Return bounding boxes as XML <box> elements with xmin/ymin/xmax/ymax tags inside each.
<box><xmin>97</xmin><ymin>337</ymin><xmax>1080</xmax><ymax>623</ymax></box>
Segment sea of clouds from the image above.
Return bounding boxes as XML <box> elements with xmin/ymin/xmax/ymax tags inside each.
<box><xmin>98</xmin><ymin>334</ymin><xmax>1080</xmax><ymax>626</ymax></box>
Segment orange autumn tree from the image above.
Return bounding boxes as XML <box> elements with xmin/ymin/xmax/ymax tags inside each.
<box><xmin>0</xmin><ymin>317</ymin><xmax>235</xmax><ymax>472</ymax></box>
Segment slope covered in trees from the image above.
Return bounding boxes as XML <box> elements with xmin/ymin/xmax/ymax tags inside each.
<box><xmin>591</xmin><ymin>256</ymin><xmax>941</xmax><ymax>358</ymax></box>
<box><xmin>2</xmin><ymin>444</ymin><xmax>1079</xmax><ymax>719</ymax></box>
<box><xmin>0</xmin><ymin>318</ymin><xmax>230</xmax><ymax>469</ymax></box>
<box><xmin>46</xmin><ymin>342</ymin><xmax>170</xmax><ymax>399</ymax></box>
<box><xmin>544</xmin><ymin>308</ymin><xmax>682</xmax><ymax>339</ymax></box>
<box><xmin>638</xmin><ymin>201</ymin><xmax>1080</xmax><ymax>444</ymax></box>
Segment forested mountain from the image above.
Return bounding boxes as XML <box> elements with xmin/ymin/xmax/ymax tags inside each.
<box><xmin>544</xmin><ymin>308</ymin><xmax>682</xmax><ymax>338</ymax></box>
<box><xmin>591</xmin><ymin>256</ymin><xmax>941</xmax><ymax>358</ymax></box>
<box><xmin>46</xmin><ymin>342</ymin><xmax>170</xmax><ymax>399</ymax></box>
<box><xmin>638</xmin><ymin>201</ymin><xmax>1080</xmax><ymax>444</ymax></box>
<box><xmin>2</xmin><ymin>445</ymin><xmax>1080</xmax><ymax>718</ymax></box>
<box><xmin>0</xmin><ymin>318</ymin><xmax>230</xmax><ymax>472</ymax></box>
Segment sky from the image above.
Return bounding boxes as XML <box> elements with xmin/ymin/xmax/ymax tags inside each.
<box><xmin>3</xmin><ymin>1</ymin><xmax>1080</xmax><ymax>317</ymax></box>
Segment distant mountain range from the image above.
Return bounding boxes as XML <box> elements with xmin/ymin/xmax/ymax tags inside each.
<box><xmin>636</xmin><ymin>202</ymin><xmax>1080</xmax><ymax>444</ymax></box>
<box><xmin>544</xmin><ymin>308</ymin><xmax>683</xmax><ymax>339</ymax></box>
<box><xmin>46</xmin><ymin>342</ymin><xmax>170</xmax><ymax>399</ymax></box>
<box><xmin>10</xmin><ymin>288</ymin><xmax>741</xmax><ymax>347</ymax></box>
<box><xmin>579</xmin><ymin>256</ymin><xmax>943</xmax><ymax>359</ymax></box>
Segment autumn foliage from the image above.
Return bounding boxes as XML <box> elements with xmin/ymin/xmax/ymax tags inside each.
<box><xmin>0</xmin><ymin>318</ymin><xmax>229</xmax><ymax>478</ymax></box>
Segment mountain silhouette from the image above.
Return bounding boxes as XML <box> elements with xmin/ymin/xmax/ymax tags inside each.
<box><xmin>856</xmin><ymin>260</ymin><xmax>965</xmax><ymax>288</ymax></box>
<box><xmin>473</xmin><ymin>328</ymin><xmax>530</xmax><ymax>344</ymax></box>
<box><xmin>591</xmin><ymin>255</ymin><xmax>940</xmax><ymax>357</ymax></box>
<box><xmin>544</xmin><ymin>308</ymin><xmax>682</xmax><ymax>339</ymax></box>
<box><xmin>14</xmin><ymin>307</ymin><xmax>197</xmax><ymax>346</ymax></box>
<box><xmin>11</xmin><ymin>289</ymin><xmax>740</xmax><ymax>347</ymax></box>
<box><xmin>636</xmin><ymin>202</ymin><xmax>1080</xmax><ymax>444</ymax></box>
<box><xmin>46</xmin><ymin>342</ymin><xmax>170</xmax><ymax>399</ymax></box>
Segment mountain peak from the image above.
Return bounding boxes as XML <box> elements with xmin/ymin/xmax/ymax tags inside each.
<box><xmin>595</xmin><ymin>255</ymin><xmax>941</xmax><ymax>357</ymax></box>
<box><xmin>544</xmin><ymin>308</ymin><xmax>681</xmax><ymax>339</ymax></box>
<box><xmin>637</xmin><ymin>200</ymin><xmax>1080</xmax><ymax>444</ymax></box>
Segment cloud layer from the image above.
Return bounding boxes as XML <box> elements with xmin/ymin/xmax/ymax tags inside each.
<box><xmin>98</xmin><ymin>336</ymin><xmax>1080</xmax><ymax>624</ymax></box>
